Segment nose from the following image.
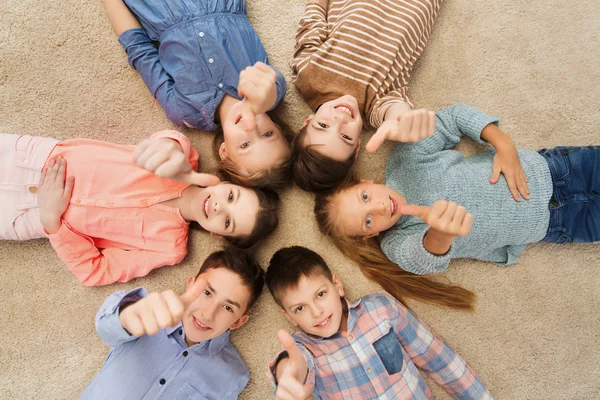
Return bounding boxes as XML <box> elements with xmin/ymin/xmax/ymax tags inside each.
<box><xmin>212</xmin><ymin>199</ymin><xmax>220</xmax><ymax>214</ymax></box>
<box><xmin>310</xmin><ymin>304</ymin><xmax>323</xmax><ymax>319</ymax></box>
<box><xmin>203</xmin><ymin>302</ymin><xmax>218</xmax><ymax>322</ymax></box>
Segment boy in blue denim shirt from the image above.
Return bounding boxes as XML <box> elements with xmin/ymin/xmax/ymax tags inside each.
<box><xmin>80</xmin><ymin>249</ymin><xmax>264</xmax><ymax>399</ymax></box>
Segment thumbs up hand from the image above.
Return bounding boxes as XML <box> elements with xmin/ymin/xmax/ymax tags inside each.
<box><xmin>119</xmin><ymin>282</ymin><xmax>204</xmax><ymax>337</ymax></box>
<box><xmin>275</xmin><ymin>330</ymin><xmax>314</xmax><ymax>400</ymax></box>
<box><xmin>237</xmin><ymin>62</ymin><xmax>278</xmax><ymax>132</ymax></box>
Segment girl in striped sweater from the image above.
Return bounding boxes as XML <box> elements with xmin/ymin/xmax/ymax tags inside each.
<box><xmin>291</xmin><ymin>0</ymin><xmax>442</xmax><ymax>192</ymax></box>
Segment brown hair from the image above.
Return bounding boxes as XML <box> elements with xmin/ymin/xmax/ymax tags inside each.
<box><xmin>292</xmin><ymin>124</ymin><xmax>357</xmax><ymax>193</ymax></box>
<box><xmin>190</xmin><ymin>186</ymin><xmax>280</xmax><ymax>249</ymax></box>
<box><xmin>266</xmin><ymin>246</ymin><xmax>333</xmax><ymax>307</ymax></box>
<box><xmin>197</xmin><ymin>249</ymin><xmax>265</xmax><ymax>313</ymax></box>
<box><xmin>213</xmin><ymin>112</ymin><xmax>293</xmax><ymax>192</ymax></box>
<box><xmin>314</xmin><ymin>179</ymin><xmax>476</xmax><ymax>311</ymax></box>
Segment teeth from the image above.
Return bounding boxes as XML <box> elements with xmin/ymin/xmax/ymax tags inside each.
<box><xmin>337</xmin><ymin>106</ymin><xmax>352</xmax><ymax>116</ymax></box>
<box><xmin>204</xmin><ymin>197</ymin><xmax>209</xmax><ymax>217</ymax></box>
<box><xmin>390</xmin><ymin>198</ymin><xmax>395</xmax><ymax>216</ymax></box>
<box><xmin>317</xmin><ymin>316</ymin><xmax>330</xmax><ymax>327</ymax></box>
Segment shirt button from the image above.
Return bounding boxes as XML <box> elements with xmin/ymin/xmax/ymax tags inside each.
<box><xmin>179</xmin><ymin>329</ymin><xmax>183</xmax><ymax>335</ymax></box>
<box><xmin>199</xmin><ymin>32</ymin><xmax>204</xmax><ymax>37</ymax></box>
<box><xmin>75</xmin><ymin>199</ymin><xmax>81</xmax><ymax>204</ymax></box>
<box><xmin>140</xmin><ymin>199</ymin><xmax>148</xmax><ymax>206</ymax></box>
<box><xmin>23</xmin><ymin>209</ymin><xmax>29</xmax><ymax>213</ymax></box>
<box><xmin>29</xmin><ymin>186</ymin><xmax>38</xmax><ymax>193</ymax></box>
<box><xmin>208</xmin><ymin>58</ymin><xmax>214</xmax><ymax>64</ymax></box>
<box><xmin>107</xmin><ymin>202</ymin><xmax>114</xmax><ymax>207</ymax></box>
<box><xmin>23</xmin><ymin>160</ymin><xmax>29</xmax><ymax>164</ymax></box>
<box><xmin>159</xmin><ymin>378</ymin><xmax>166</xmax><ymax>385</ymax></box>
<box><xmin>183</xmin><ymin>351</ymin><xmax>188</xmax><ymax>357</ymax></box>
<box><xmin>366</xmin><ymin>368</ymin><xmax>372</xmax><ymax>374</ymax></box>
<box><xmin>348</xmin><ymin>334</ymin><xmax>353</xmax><ymax>341</ymax></box>
<box><xmin>218</xmin><ymin>83</ymin><xmax>223</xmax><ymax>88</ymax></box>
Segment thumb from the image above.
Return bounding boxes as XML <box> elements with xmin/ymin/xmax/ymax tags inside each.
<box><xmin>241</xmin><ymin>99</ymin><xmax>257</xmax><ymax>132</ymax></box>
<box><xmin>187</xmin><ymin>172</ymin><xmax>221</xmax><ymax>187</ymax></box>
<box><xmin>278</xmin><ymin>329</ymin><xmax>304</xmax><ymax>366</ymax></box>
<box><xmin>180</xmin><ymin>278</ymin><xmax>205</xmax><ymax>308</ymax></box>
<box><xmin>490</xmin><ymin>159</ymin><xmax>501</xmax><ymax>184</ymax></box>
<box><xmin>365</xmin><ymin>126</ymin><xmax>390</xmax><ymax>153</ymax></box>
<box><xmin>399</xmin><ymin>204</ymin><xmax>430</xmax><ymax>220</ymax></box>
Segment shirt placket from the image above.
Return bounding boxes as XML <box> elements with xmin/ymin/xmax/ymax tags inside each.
<box><xmin>346</xmin><ymin>330</ymin><xmax>391</xmax><ymax>400</ymax></box>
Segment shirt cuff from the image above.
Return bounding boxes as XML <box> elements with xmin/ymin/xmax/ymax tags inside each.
<box><xmin>96</xmin><ymin>288</ymin><xmax>148</xmax><ymax>346</ymax></box>
<box><xmin>118</xmin><ymin>28</ymin><xmax>152</xmax><ymax>49</ymax></box>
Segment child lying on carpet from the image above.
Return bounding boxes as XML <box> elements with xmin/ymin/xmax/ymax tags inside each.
<box><xmin>266</xmin><ymin>246</ymin><xmax>492</xmax><ymax>399</ymax></box>
<box><xmin>80</xmin><ymin>249</ymin><xmax>264</xmax><ymax>399</ymax></box>
<box><xmin>315</xmin><ymin>103</ymin><xmax>600</xmax><ymax>279</ymax></box>
<box><xmin>0</xmin><ymin>131</ymin><xmax>278</xmax><ymax>285</ymax></box>
<box><xmin>102</xmin><ymin>0</ymin><xmax>293</xmax><ymax>190</ymax></box>
<box><xmin>290</xmin><ymin>0</ymin><xmax>441</xmax><ymax>192</ymax></box>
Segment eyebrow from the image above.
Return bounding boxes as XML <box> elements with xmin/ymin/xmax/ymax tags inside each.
<box><xmin>207</xmin><ymin>282</ymin><xmax>242</xmax><ymax>309</ymax></box>
<box><xmin>287</xmin><ymin>284</ymin><xmax>328</xmax><ymax>311</ymax></box>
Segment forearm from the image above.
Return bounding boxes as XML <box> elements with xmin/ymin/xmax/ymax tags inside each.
<box><xmin>383</xmin><ymin>102</ymin><xmax>411</xmax><ymax>122</ymax></box>
<box><xmin>480</xmin><ymin>123</ymin><xmax>514</xmax><ymax>151</ymax></box>
<box><xmin>103</xmin><ymin>0</ymin><xmax>141</xmax><ymax>36</ymax></box>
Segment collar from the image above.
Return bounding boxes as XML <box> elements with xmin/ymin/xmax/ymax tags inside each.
<box><xmin>167</xmin><ymin>324</ymin><xmax>231</xmax><ymax>358</ymax></box>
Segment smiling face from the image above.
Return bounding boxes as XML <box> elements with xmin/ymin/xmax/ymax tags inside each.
<box><xmin>302</xmin><ymin>95</ymin><xmax>363</xmax><ymax>162</ymax></box>
<box><xmin>220</xmin><ymin>101</ymin><xmax>291</xmax><ymax>174</ymax></box>
<box><xmin>193</xmin><ymin>183</ymin><xmax>260</xmax><ymax>238</ymax></box>
<box><xmin>280</xmin><ymin>273</ymin><xmax>346</xmax><ymax>338</ymax></box>
<box><xmin>335</xmin><ymin>182</ymin><xmax>407</xmax><ymax>237</ymax></box>
<box><xmin>181</xmin><ymin>268</ymin><xmax>251</xmax><ymax>345</ymax></box>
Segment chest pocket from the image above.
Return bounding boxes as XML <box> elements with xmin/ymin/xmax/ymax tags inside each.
<box><xmin>100</xmin><ymin>215</ymin><xmax>145</xmax><ymax>247</ymax></box>
<box><xmin>174</xmin><ymin>382</ymin><xmax>211</xmax><ymax>400</ymax></box>
<box><xmin>373</xmin><ymin>328</ymin><xmax>404</xmax><ymax>375</ymax></box>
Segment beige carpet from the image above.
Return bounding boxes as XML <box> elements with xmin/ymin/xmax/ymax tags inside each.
<box><xmin>1</xmin><ymin>0</ymin><xmax>599</xmax><ymax>398</ymax></box>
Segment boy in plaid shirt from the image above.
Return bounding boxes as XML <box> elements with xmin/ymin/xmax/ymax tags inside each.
<box><xmin>266</xmin><ymin>246</ymin><xmax>492</xmax><ymax>400</ymax></box>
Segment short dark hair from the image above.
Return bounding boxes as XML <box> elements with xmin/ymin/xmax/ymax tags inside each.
<box><xmin>292</xmin><ymin>124</ymin><xmax>357</xmax><ymax>193</ymax></box>
<box><xmin>266</xmin><ymin>246</ymin><xmax>333</xmax><ymax>307</ymax></box>
<box><xmin>197</xmin><ymin>249</ymin><xmax>265</xmax><ymax>313</ymax></box>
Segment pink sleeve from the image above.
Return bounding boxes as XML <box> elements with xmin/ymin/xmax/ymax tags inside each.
<box><xmin>149</xmin><ymin>130</ymin><xmax>199</xmax><ymax>171</ymax></box>
<box><xmin>48</xmin><ymin>220</ymin><xmax>187</xmax><ymax>286</ymax></box>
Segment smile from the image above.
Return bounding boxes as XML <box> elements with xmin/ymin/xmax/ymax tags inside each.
<box><xmin>314</xmin><ymin>314</ymin><xmax>332</xmax><ymax>328</ymax></box>
<box><xmin>235</xmin><ymin>114</ymin><xmax>242</xmax><ymax>125</ymax></box>
<box><xmin>203</xmin><ymin>195</ymin><xmax>210</xmax><ymax>218</ymax></box>
<box><xmin>334</xmin><ymin>104</ymin><xmax>355</xmax><ymax>119</ymax></box>
<box><xmin>390</xmin><ymin>196</ymin><xmax>398</xmax><ymax>217</ymax></box>
<box><xmin>193</xmin><ymin>316</ymin><xmax>211</xmax><ymax>331</ymax></box>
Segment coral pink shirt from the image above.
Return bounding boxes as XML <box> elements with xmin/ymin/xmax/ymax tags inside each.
<box><xmin>46</xmin><ymin>131</ymin><xmax>197</xmax><ymax>286</ymax></box>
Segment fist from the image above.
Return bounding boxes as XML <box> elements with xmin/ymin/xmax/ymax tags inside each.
<box><xmin>401</xmin><ymin>200</ymin><xmax>473</xmax><ymax>237</ymax></box>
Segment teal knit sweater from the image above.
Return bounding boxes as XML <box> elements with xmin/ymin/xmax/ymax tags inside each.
<box><xmin>381</xmin><ymin>104</ymin><xmax>553</xmax><ymax>275</ymax></box>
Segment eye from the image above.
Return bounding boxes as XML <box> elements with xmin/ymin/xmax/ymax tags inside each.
<box><xmin>366</xmin><ymin>216</ymin><xmax>372</xmax><ymax>228</ymax></box>
<box><xmin>317</xmin><ymin>291</ymin><xmax>326</xmax><ymax>298</ymax></box>
<box><xmin>203</xmin><ymin>290</ymin><xmax>211</xmax><ymax>297</ymax></box>
<box><xmin>318</xmin><ymin>123</ymin><xmax>328</xmax><ymax>129</ymax></box>
<box><xmin>225</xmin><ymin>216</ymin><xmax>230</xmax><ymax>229</ymax></box>
<box><xmin>294</xmin><ymin>306</ymin><xmax>304</xmax><ymax>313</ymax></box>
<box><xmin>362</xmin><ymin>191</ymin><xmax>369</xmax><ymax>202</ymax></box>
<box><xmin>240</xmin><ymin>142</ymin><xmax>249</xmax><ymax>149</ymax></box>
<box><xmin>228</xmin><ymin>190</ymin><xmax>233</xmax><ymax>202</ymax></box>
<box><xmin>263</xmin><ymin>131</ymin><xmax>273</xmax><ymax>137</ymax></box>
<box><xmin>224</xmin><ymin>305</ymin><xmax>233</xmax><ymax>313</ymax></box>
<box><xmin>342</xmin><ymin>134</ymin><xmax>351</xmax><ymax>141</ymax></box>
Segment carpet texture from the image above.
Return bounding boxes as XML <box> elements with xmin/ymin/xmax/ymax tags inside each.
<box><xmin>1</xmin><ymin>0</ymin><xmax>599</xmax><ymax>399</ymax></box>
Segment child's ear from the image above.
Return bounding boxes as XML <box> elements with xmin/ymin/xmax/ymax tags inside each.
<box><xmin>332</xmin><ymin>274</ymin><xmax>345</xmax><ymax>297</ymax></box>
<box><xmin>187</xmin><ymin>276</ymin><xmax>196</xmax><ymax>289</ymax></box>
<box><xmin>230</xmin><ymin>314</ymin><xmax>249</xmax><ymax>330</ymax></box>
<box><xmin>354</xmin><ymin>138</ymin><xmax>362</xmax><ymax>156</ymax></box>
<box><xmin>364</xmin><ymin>232</ymin><xmax>379</xmax><ymax>239</ymax></box>
<box><xmin>359</xmin><ymin>178</ymin><xmax>373</xmax><ymax>184</ymax></box>
<box><xmin>281</xmin><ymin>308</ymin><xmax>298</xmax><ymax>327</ymax></box>
<box><xmin>301</xmin><ymin>115</ymin><xmax>313</xmax><ymax>129</ymax></box>
<box><xmin>210</xmin><ymin>232</ymin><xmax>222</xmax><ymax>238</ymax></box>
<box><xmin>218</xmin><ymin>142</ymin><xmax>228</xmax><ymax>161</ymax></box>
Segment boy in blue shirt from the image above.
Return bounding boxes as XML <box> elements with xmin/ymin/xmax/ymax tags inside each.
<box><xmin>80</xmin><ymin>249</ymin><xmax>265</xmax><ymax>399</ymax></box>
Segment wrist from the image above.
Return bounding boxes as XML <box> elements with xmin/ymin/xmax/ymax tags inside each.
<box><xmin>41</xmin><ymin>216</ymin><xmax>62</xmax><ymax>234</ymax></box>
<box><xmin>384</xmin><ymin>102</ymin><xmax>411</xmax><ymax>122</ymax></box>
<box><xmin>423</xmin><ymin>229</ymin><xmax>455</xmax><ymax>256</ymax></box>
<box><xmin>481</xmin><ymin>123</ymin><xmax>513</xmax><ymax>149</ymax></box>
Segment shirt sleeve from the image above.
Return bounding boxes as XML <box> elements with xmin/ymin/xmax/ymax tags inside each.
<box><xmin>48</xmin><ymin>220</ymin><xmax>187</xmax><ymax>286</ymax></box>
<box><xmin>95</xmin><ymin>287</ymin><xmax>148</xmax><ymax>348</ymax></box>
<box><xmin>118</xmin><ymin>29</ymin><xmax>183</xmax><ymax>125</ymax></box>
<box><xmin>368</xmin><ymin>88</ymin><xmax>413</xmax><ymax>128</ymax></box>
<box><xmin>381</xmin><ymin>223</ymin><xmax>453</xmax><ymax>275</ymax></box>
<box><xmin>291</xmin><ymin>4</ymin><xmax>328</xmax><ymax>79</ymax></box>
<box><xmin>268</xmin><ymin>344</ymin><xmax>318</xmax><ymax>397</ymax></box>
<box><xmin>404</xmin><ymin>103</ymin><xmax>500</xmax><ymax>156</ymax></box>
<box><xmin>392</xmin><ymin>297</ymin><xmax>492</xmax><ymax>399</ymax></box>
<box><xmin>272</xmin><ymin>67</ymin><xmax>288</xmax><ymax>110</ymax></box>
<box><xmin>149</xmin><ymin>130</ymin><xmax>199</xmax><ymax>171</ymax></box>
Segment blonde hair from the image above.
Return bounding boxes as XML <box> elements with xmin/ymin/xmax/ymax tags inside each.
<box><xmin>314</xmin><ymin>178</ymin><xmax>476</xmax><ymax>310</ymax></box>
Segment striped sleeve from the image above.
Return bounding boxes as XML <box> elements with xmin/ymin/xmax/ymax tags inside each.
<box><xmin>291</xmin><ymin>4</ymin><xmax>328</xmax><ymax>77</ymax></box>
<box><xmin>369</xmin><ymin>87</ymin><xmax>413</xmax><ymax>128</ymax></box>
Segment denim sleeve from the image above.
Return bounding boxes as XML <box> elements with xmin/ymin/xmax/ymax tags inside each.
<box><xmin>271</xmin><ymin>68</ymin><xmax>287</xmax><ymax>110</ymax></box>
<box><xmin>118</xmin><ymin>29</ymin><xmax>183</xmax><ymax>125</ymax></box>
<box><xmin>95</xmin><ymin>287</ymin><xmax>148</xmax><ymax>348</ymax></box>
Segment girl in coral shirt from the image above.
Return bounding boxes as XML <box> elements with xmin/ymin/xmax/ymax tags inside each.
<box><xmin>0</xmin><ymin>130</ymin><xmax>278</xmax><ymax>286</ymax></box>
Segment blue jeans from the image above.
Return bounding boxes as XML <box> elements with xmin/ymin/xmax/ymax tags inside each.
<box><xmin>538</xmin><ymin>146</ymin><xmax>600</xmax><ymax>243</ymax></box>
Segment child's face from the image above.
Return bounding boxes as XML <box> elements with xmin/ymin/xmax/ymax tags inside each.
<box><xmin>301</xmin><ymin>95</ymin><xmax>363</xmax><ymax>162</ymax></box>
<box><xmin>280</xmin><ymin>273</ymin><xmax>346</xmax><ymax>338</ymax></box>
<box><xmin>220</xmin><ymin>101</ymin><xmax>290</xmax><ymax>174</ymax></box>
<box><xmin>181</xmin><ymin>267</ymin><xmax>251</xmax><ymax>345</ymax></box>
<box><xmin>335</xmin><ymin>182</ymin><xmax>407</xmax><ymax>237</ymax></box>
<box><xmin>194</xmin><ymin>183</ymin><xmax>259</xmax><ymax>238</ymax></box>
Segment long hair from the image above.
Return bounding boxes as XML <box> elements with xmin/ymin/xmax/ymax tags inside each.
<box><xmin>314</xmin><ymin>179</ymin><xmax>476</xmax><ymax>311</ymax></box>
<box><xmin>292</xmin><ymin>124</ymin><xmax>357</xmax><ymax>193</ymax></box>
<box><xmin>213</xmin><ymin>112</ymin><xmax>293</xmax><ymax>192</ymax></box>
<box><xmin>191</xmin><ymin>187</ymin><xmax>280</xmax><ymax>250</ymax></box>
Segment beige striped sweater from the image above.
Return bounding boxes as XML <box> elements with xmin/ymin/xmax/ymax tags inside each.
<box><xmin>292</xmin><ymin>0</ymin><xmax>442</xmax><ymax>128</ymax></box>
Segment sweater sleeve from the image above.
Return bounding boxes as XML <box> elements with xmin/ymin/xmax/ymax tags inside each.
<box><xmin>368</xmin><ymin>88</ymin><xmax>413</xmax><ymax>128</ymax></box>
<box><xmin>406</xmin><ymin>103</ymin><xmax>500</xmax><ymax>156</ymax></box>
<box><xmin>380</xmin><ymin>223</ymin><xmax>454</xmax><ymax>275</ymax></box>
<box><xmin>291</xmin><ymin>4</ymin><xmax>328</xmax><ymax>80</ymax></box>
<box><xmin>48</xmin><ymin>221</ymin><xmax>187</xmax><ymax>286</ymax></box>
